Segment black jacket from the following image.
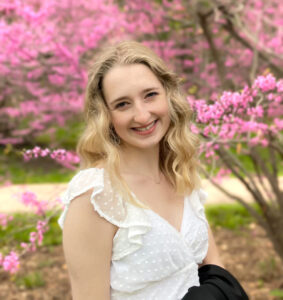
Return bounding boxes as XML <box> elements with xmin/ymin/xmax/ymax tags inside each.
<box><xmin>182</xmin><ymin>264</ymin><xmax>249</xmax><ymax>300</ymax></box>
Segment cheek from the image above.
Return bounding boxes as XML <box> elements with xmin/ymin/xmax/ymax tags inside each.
<box><xmin>157</xmin><ymin>98</ymin><xmax>170</xmax><ymax>118</ymax></box>
<box><xmin>111</xmin><ymin>114</ymin><xmax>126</xmax><ymax>131</ymax></box>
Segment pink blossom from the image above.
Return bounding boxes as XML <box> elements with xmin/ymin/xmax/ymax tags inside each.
<box><xmin>214</xmin><ymin>168</ymin><xmax>232</xmax><ymax>184</ymax></box>
<box><xmin>20</xmin><ymin>191</ymin><xmax>49</xmax><ymax>216</ymax></box>
<box><xmin>274</xmin><ymin>118</ymin><xmax>283</xmax><ymax>130</ymax></box>
<box><xmin>276</xmin><ymin>80</ymin><xmax>283</xmax><ymax>93</ymax></box>
<box><xmin>253</xmin><ymin>74</ymin><xmax>277</xmax><ymax>92</ymax></box>
<box><xmin>2</xmin><ymin>251</ymin><xmax>20</xmax><ymax>274</ymax></box>
<box><xmin>48</xmin><ymin>74</ymin><xmax>66</xmax><ymax>86</ymax></box>
<box><xmin>190</xmin><ymin>124</ymin><xmax>199</xmax><ymax>134</ymax></box>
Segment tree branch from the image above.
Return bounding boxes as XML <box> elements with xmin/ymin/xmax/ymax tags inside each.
<box><xmin>197</xmin><ymin>12</ymin><xmax>229</xmax><ymax>89</ymax></box>
<box><xmin>215</xmin><ymin>145</ymin><xmax>269</xmax><ymax>211</ymax></box>
<box><xmin>219</xmin><ymin>7</ymin><xmax>283</xmax><ymax>77</ymax></box>
<box><xmin>200</xmin><ymin>166</ymin><xmax>267</xmax><ymax>228</ymax></box>
<box><xmin>247</xmin><ymin>148</ymin><xmax>276</xmax><ymax>206</ymax></box>
<box><xmin>251</xmin><ymin>147</ymin><xmax>283</xmax><ymax>211</ymax></box>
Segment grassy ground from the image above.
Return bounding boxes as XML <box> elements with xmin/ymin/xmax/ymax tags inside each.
<box><xmin>0</xmin><ymin>153</ymin><xmax>75</xmax><ymax>184</ymax></box>
<box><xmin>1</xmin><ymin>204</ymin><xmax>283</xmax><ymax>299</ymax></box>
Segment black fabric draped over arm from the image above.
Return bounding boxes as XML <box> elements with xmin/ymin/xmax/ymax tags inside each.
<box><xmin>182</xmin><ymin>264</ymin><xmax>249</xmax><ymax>300</ymax></box>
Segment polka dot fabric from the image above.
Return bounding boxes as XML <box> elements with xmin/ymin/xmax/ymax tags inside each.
<box><xmin>58</xmin><ymin>168</ymin><xmax>209</xmax><ymax>300</ymax></box>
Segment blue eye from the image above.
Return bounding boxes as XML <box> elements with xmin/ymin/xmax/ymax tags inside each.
<box><xmin>114</xmin><ymin>92</ymin><xmax>158</xmax><ymax>109</ymax></box>
<box><xmin>146</xmin><ymin>92</ymin><xmax>158</xmax><ymax>98</ymax></box>
<box><xmin>115</xmin><ymin>102</ymin><xmax>128</xmax><ymax>109</ymax></box>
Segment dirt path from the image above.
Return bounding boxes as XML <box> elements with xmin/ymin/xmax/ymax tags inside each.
<box><xmin>1</xmin><ymin>177</ymin><xmax>282</xmax><ymax>213</ymax></box>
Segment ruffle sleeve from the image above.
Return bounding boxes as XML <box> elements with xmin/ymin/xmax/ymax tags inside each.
<box><xmin>57</xmin><ymin>168</ymin><xmax>151</xmax><ymax>260</ymax></box>
<box><xmin>189</xmin><ymin>188</ymin><xmax>208</xmax><ymax>224</ymax></box>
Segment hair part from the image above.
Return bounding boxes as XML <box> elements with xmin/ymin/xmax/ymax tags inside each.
<box><xmin>77</xmin><ymin>40</ymin><xmax>202</xmax><ymax>207</ymax></box>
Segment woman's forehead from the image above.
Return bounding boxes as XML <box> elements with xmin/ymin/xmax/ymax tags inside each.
<box><xmin>103</xmin><ymin>64</ymin><xmax>163</xmax><ymax>102</ymax></box>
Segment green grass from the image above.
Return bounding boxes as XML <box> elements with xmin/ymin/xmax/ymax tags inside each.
<box><xmin>33</xmin><ymin>117</ymin><xmax>84</xmax><ymax>150</ymax></box>
<box><xmin>0</xmin><ymin>211</ymin><xmax>62</xmax><ymax>254</ymax></box>
<box><xmin>0</xmin><ymin>118</ymin><xmax>83</xmax><ymax>184</ymax></box>
<box><xmin>2</xmin><ymin>161</ymin><xmax>75</xmax><ymax>184</ymax></box>
<box><xmin>205</xmin><ymin>203</ymin><xmax>261</xmax><ymax>230</ymax></box>
<box><xmin>37</xmin><ymin>259</ymin><xmax>55</xmax><ymax>268</ymax></box>
<box><xmin>0</xmin><ymin>151</ymin><xmax>75</xmax><ymax>184</ymax></box>
<box><xmin>14</xmin><ymin>271</ymin><xmax>46</xmax><ymax>289</ymax></box>
<box><xmin>270</xmin><ymin>289</ymin><xmax>283</xmax><ymax>299</ymax></box>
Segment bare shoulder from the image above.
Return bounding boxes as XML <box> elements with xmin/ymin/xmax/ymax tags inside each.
<box><xmin>63</xmin><ymin>188</ymin><xmax>118</xmax><ymax>249</ymax></box>
<box><xmin>62</xmin><ymin>188</ymin><xmax>117</xmax><ymax>299</ymax></box>
<box><xmin>63</xmin><ymin>188</ymin><xmax>115</xmax><ymax>231</ymax></box>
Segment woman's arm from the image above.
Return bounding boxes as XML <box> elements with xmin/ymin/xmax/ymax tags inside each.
<box><xmin>199</xmin><ymin>225</ymin><xmax>225</xmax><ymax>268</ymax></box>
<box><xmin>62</xmin><ymin>189</ymin><xmax>117</xmax><ymax>300</ymax></box>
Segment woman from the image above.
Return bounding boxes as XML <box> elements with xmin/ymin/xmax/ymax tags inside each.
<box><xmin>58</xmin><ymin>41</ymin><xmax>248</xmax><ymax>299</ymax></box>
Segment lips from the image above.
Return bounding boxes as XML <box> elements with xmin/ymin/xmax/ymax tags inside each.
<box><xmin>132</xmin><ymin>120</ymin><xmax>157</xmax><ymax>129</ymax></box>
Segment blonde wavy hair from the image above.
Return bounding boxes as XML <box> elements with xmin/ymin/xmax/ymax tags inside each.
<box><xmin>77</xmin><ymin>40</ymin><xmax>202</xmax><ymax>208</ymax></box>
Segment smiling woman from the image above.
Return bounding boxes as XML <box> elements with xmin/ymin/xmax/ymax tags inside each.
<box><xmin>102</xmin><ymin>63</ymin><xmax>171</xmax><ymax>149</ymax></box>
<box><xmin>57</xmin><ymin>40</ymin><xmax>249</xmax><ymax>300</ymax></box>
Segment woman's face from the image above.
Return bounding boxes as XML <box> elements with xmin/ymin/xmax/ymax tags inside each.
<box><xmin>102</xmin><ymin>63</ymin><xmax>171</xmax><ymax>150</ymax></box>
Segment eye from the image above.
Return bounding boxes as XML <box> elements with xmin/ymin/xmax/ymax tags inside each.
<box><xmin>146</xmin><ymin>92</ymin><xmax>158</xmax><ymax>98</ymax></box>
<box><xmin>115</xmin><ymin>101</ymin><xmax>128</xmax><ymax>109</ymax></box>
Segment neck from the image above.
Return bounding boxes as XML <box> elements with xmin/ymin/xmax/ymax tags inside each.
<box><xmin>118</xmin><ymin>144</ymin><xmax>161</xmax><ymax>178</ymax></box>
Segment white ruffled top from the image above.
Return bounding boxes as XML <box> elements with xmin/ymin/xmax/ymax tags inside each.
<box><xmin>58</xmin><ymin>168</ymin><xmax>209</xmax><ymax>300</ymax></box>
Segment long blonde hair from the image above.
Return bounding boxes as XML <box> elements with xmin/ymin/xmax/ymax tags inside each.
<box><xmin>77</xmin><ymin>40</ymin><xmax>202</xmax><ymax>207</ymax></box>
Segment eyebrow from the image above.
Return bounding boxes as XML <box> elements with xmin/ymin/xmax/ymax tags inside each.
<box><xmin>110</xmin><ymin>87</ymin><xmax>160</xmax><ymax>106</ymax></box>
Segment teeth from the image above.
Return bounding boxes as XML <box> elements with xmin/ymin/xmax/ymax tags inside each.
<box><xmin>134</xmin><ymin>121</ymin><xmax>156</xmax><ymax>131</ymax></box>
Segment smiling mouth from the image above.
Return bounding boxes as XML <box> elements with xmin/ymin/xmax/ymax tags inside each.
<box><xmin>132</xmin><ymin>120</ymin><xmax>157</xmax><ymax>129</ymax></box>
<box><xmin>132</xmin><ymin>120</ymin><xmax>157</xmax><ymax>131</ymax></box>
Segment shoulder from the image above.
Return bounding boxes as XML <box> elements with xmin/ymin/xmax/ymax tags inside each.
<box><xmin>63</xmin><ymin>188</ymin><xmax>117</xmax><ymax>238</ymax></box>
<box><xmin>58</xmin><ymin>166</ymin><xmax>127</xmax><ymax>230</ymax></box>
<box><xmin>62</xmin><ymin>171</ymin><xmax>119</xmax><ymax>237</ymax></box>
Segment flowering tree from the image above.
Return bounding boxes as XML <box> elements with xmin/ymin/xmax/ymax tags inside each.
<box><xmin>0</xmin><ymin>0</ymin><xmax>127</xmax><ymax>146</ymax></box>
<box><xmin>1</xmin><ymin>0</ymin><xmax>282</xmax><ymax>146</ymax></box>
<box><xmin>0</xmin><ymin>0</ymin><xmax>283</xmax><ymax>273</ymax></box>
<box><xmin>189</xmin><ymin>74</ymin><xmax>283</xmax><ymax>263</ymax></box>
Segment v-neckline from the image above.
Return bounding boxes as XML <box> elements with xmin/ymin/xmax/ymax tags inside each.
<box><xmin>130</xmin><ymin>191</ymin><xmax>187</xmax><ymax>236</ymax></box>
<box><xmin>88</xmin><ymin>167</ymin><xmax>187</xmax><ymax>235</ymax></box>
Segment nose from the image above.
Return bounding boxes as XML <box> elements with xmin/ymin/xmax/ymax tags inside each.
<box><xmin>132</xmin><ymin>101</ymin><xmax>151</xmax><ymax>124</ymax></box>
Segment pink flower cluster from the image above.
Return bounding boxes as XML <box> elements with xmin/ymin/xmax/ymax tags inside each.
<box><xmin>21</xmin><ymin>220</ymin><xmax>49</xmax><ymax>252</ymax></box>
<box><xmin>215</xmin><ymin>168</ymin><xmax>232</xmax><ymax>183</ymax></box>
<box><xmin>23</xmin><ymin>146</ymin><xmax>51</xmax><ymax>160</ymax></box>
<box><xmin>0</xmin><ymin>185</ymin><xmax>66</xmax><ymax>276</ymax></box>
<box><xmin>188</xmin><ymin>74</ymin><xmax>283</xmax><ymax>160</ymax></box>
<box><xmin>253</xmin><ymin>74</ymin><xmax>277</xmax><ymax>92</ymax></box>
<box><xmin>20</xmin><ymin>191</ymin><xmax>49</xmax><ymax>216</ymax></box>
<box><xmin>0</xmin><ymin>251</ymin><xmax>20</xmax><ymax>274</ymax></box>
<box><xmin>23</xmin><ymin>146</ymin><xmax>80</xmax><ymax>170</ymax></box>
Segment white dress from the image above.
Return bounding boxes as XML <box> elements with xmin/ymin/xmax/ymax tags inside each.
<box><xmin>58</xmin><ymin>167</ymin><xmax>209</xmax><ymax>300</ymax></box>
